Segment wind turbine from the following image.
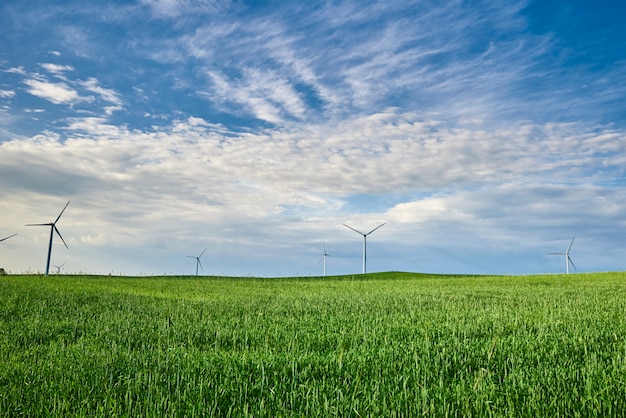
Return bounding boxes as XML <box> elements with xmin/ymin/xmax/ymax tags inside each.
<box><xmin>318</xmin><ymin>242</ymin><xmax>331</xmax><ymax>277</ymax></box>
<box><xmin>0</xmin><ymin>234</ymin><xmax>16</xmax><ymax>273</ymax></box>
<box><xmin>26</xmin><ymin>201</ymin><xmax>70</xmax><ymax>276</ymax></box>
<box><xmin>343</xmin><ymin>222</ymin><xmax>386</xmax><ymax>274</ymax></box>
<box><xmin>52</xmin><ymin>263</ymin><xmax>65</xmax><ymax>274</ymax></box>
<box><xmin>547</xmin><ymin>237</ymin><xmax>576</xmax><ymax>274</ymax></box>
<box><xmin>1</xmin><ymin>233</ymin><xmax>17</xmax><ymax>243</ymax></box>
<box><xmin>187</xmin><ymin>248</ymin><xmax>206</xmax><ymax>276</ymax></box>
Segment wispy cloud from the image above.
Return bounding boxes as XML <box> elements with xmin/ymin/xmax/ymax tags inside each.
<box><xmin>140</xmin><ymin>0</ymin><xmax>227</xmax><ymax>19</ymax></box>
<box><xmin>79</xmin><ymin>77</ymin><xmax>124</xmax><ymax>114</ymax></box>
<box><xmin>131</xmin><ymin>1</ymin><xmax>558</xmax><ymax>127</ymax></box>
<box><xmin>5</xmin><ymin>67</ymin><xmax>27</xmax><ymax>75</ymax></box>
<box><xmin>40</xmin><ymin>63</ymin><xmax>75</xmax><ymax>75</ymax></box>
<box><xmin>205</xmin><ymin>68</ymin><xmax>306</xmax><ymax>124</ymax></box>
<box><xmin>12</xmin><ymin>65</ymin><xmax>123</xmax><ymax>115</ymax></box>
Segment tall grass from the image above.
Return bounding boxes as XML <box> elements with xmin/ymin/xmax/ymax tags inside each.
<box><xmin>1</xmin><ymin>272</ymin><xmax>625</xmax><ymax>416</ymax></box>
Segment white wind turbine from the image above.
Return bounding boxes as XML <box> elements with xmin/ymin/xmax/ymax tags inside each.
<box><xmin>548</xmin><ymin>237</ymin><xmax>576</xmax><ymax>274</ymax></box>
<box><xmin>187</xmin><ymin>248</ymin><xmax>207</xmax><ymax>276</ymax></box>
<box><xmin>318</xmin><ymin>242</ymin><xmax>331</xmax><ymax>277</ymax></box>
<box><xmin>343</xmin><ymin>222</ymin><xmax>386</xmax><ymax>274</ymax></box>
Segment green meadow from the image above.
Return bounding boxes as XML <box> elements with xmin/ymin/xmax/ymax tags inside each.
<box><xmin>1</xmin><ymin>272</ymin><xmax>625</xmax><ymax>417</ymax></box>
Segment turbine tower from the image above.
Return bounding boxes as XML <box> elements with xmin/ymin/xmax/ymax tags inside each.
<box><xmin>343</xmin><ymin>222</ymin><xmax>386</xmax><ymax>274</ymax></box>
<box><xmin>1</xmin><ymin>233</ymin><xmax>17</xmax><ymax>243</ymax></box>
<box><xmin>187</xmin><ymin>248</ymin><xmax>207</xmax><ymax>276</ymax></box>
<box><xmin>26</xmin><ymin>201</ymin><xmax>70</xmax><ymax>276</ymax></box>
<box><xmin>547</xmin><ymin>237</ymin><xmax>576</xmax><ymax>274</ymax></box>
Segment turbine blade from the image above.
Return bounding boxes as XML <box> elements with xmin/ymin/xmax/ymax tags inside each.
<box><xmin>343</xmin><ymin>224</ymin><xmax>364</xmax><ymax>235</ymax></box>
<box><xmin>186</xmin><ymin>256</ymin><xmax>196</xmax><ymax>259</ymax></box>
<box><xmin>54</xmin><ymin>201</ymin><xmax>70</xmax><ymax>224</ymax></box>
<box><xmin>25</xmin><ymin>223</ymin><xmax>51</xmax><ymax>226</ymax></box>
<box><xmin>198</xmin><ymin>259</ymin><xmax>203</xmax><ymax>270</ymax></box>
<box><xmin>199</xmin><ymin>247</ymin><xmax>207</xmax><ymax>258</ymax></box>
<box><xmin>366</xmin><ymin>222</ymin><xmax>386</xmax><ymax>235</ymax></box>
<box><xmin>54</xmin><ymin>226</ymin><xmax>69</xmax><ymax>249</ymax></box>
<box><xmin>567</xmin><ymin>237</ymin><xmax>575</xmax><ymax>252</ymax></box>
<box><xmin>0</xmin><ymin>233</ymin><xmax>17</xmax><ymax>242</ymax></box>
<box><xmin>547</xmin><ymin>252</ymin><xmax>565</xmax><ymax>255</ymax></box>
<box><xmin>568</xmin><ymin>256</ymin><xmax>576</xmax><ymax>270</ymax></box>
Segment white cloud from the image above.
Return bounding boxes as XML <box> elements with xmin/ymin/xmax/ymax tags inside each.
<box><xmin>79</xmin><ymin>78</ymin><xmax>122</xmax><ymax>105</ymax></box>
<box><xmin>40</xmin><ymin>63</ymin><xmax>75</xmax><ymax>75</ymax></box>
<box><xmin>24</xmin><ymin>79</ymin><xmax>81</xmax><ymax>105</ymax></box>
<box><xmin>0</xmin><ymin>90</ymin><xmax>15</xmax><ymax>98</ymax></box>
<box><xmin>77</xmin><ymin>77</ymin><xmax>124</xmax><ymax>115</ymax></box>
<box><xmin>17</xmin><ymin>71</ymin><xmax>123</xmax><ymax>115</ymax></box>
<box><xmin>5</xmin><ymin>67</ymin><xmax>26</xmax><ymax>75</ymax></box>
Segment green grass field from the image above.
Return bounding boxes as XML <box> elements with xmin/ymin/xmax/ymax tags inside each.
<box><xmin>1</xmin><ymin>272</ymin><xmax>625</xmax><ymax>417</ymax></box>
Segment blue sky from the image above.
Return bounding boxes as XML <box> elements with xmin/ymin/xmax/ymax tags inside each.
<box><xmin>1</xmin><ymin>0</ymin><xmax>625</xmax><ymax>276</ymax></box>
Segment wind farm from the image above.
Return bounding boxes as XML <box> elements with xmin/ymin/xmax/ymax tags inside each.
<box><xmin>0</xmin><ymin>199</ymin><xmax>606</xmax><ymax>277</ymax></box>
<box><xmin>2</xmin><ymin>0</ymin><xmax>626</xmax><ymax>415</ymax></box>
<box><xmin>2</xmin><ymin>201</ymin><xmax>626</xmax><ymax>418</ymax></box>
<box><xmin>0</xmin><ymin>208</ymin><xmax>606</xmax><ymax>276</ymax></box>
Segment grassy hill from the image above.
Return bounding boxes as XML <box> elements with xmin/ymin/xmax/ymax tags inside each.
<box><xmin>1</xmin><ymin>272</ymin><xmax>625</xmax><ymax>416</ymax></box>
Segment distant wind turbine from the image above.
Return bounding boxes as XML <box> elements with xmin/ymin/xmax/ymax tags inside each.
<box><xmin>26</xmin><ymin>201</ymin><xmax>70</xmax><ymax>276</ymax></box>
<box><xmin>1</xmin><ymin>233</ymin><xmax>17</xmax><ymax>243</ymax></box>
<box><xmin>52</xmin><ymin>263</ymin><xmax>65</xmax><ymax>274</ymax></box>
<box><xmin>187</xmin><ymin>248</ymin><xmax>207</xmax><ymax>276</ymax></box>
<box><xmin>318</xmin><ymin>242</ymin><xmax>331</xmax><ymax>277</ymax></box>
<box><xmin>343</xmin><ymin>222</ymin><xmax>386</xmax><ymax>274</ymax></box>
<box><xmin>547</xmin><ymin>237</ymin><xmax>576</xmax><ymax>274</ymax></box>
<box><xmin>0</xmin><ymin>234</ymin><xmax>16</xmax><ymax>272</ymax></box>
